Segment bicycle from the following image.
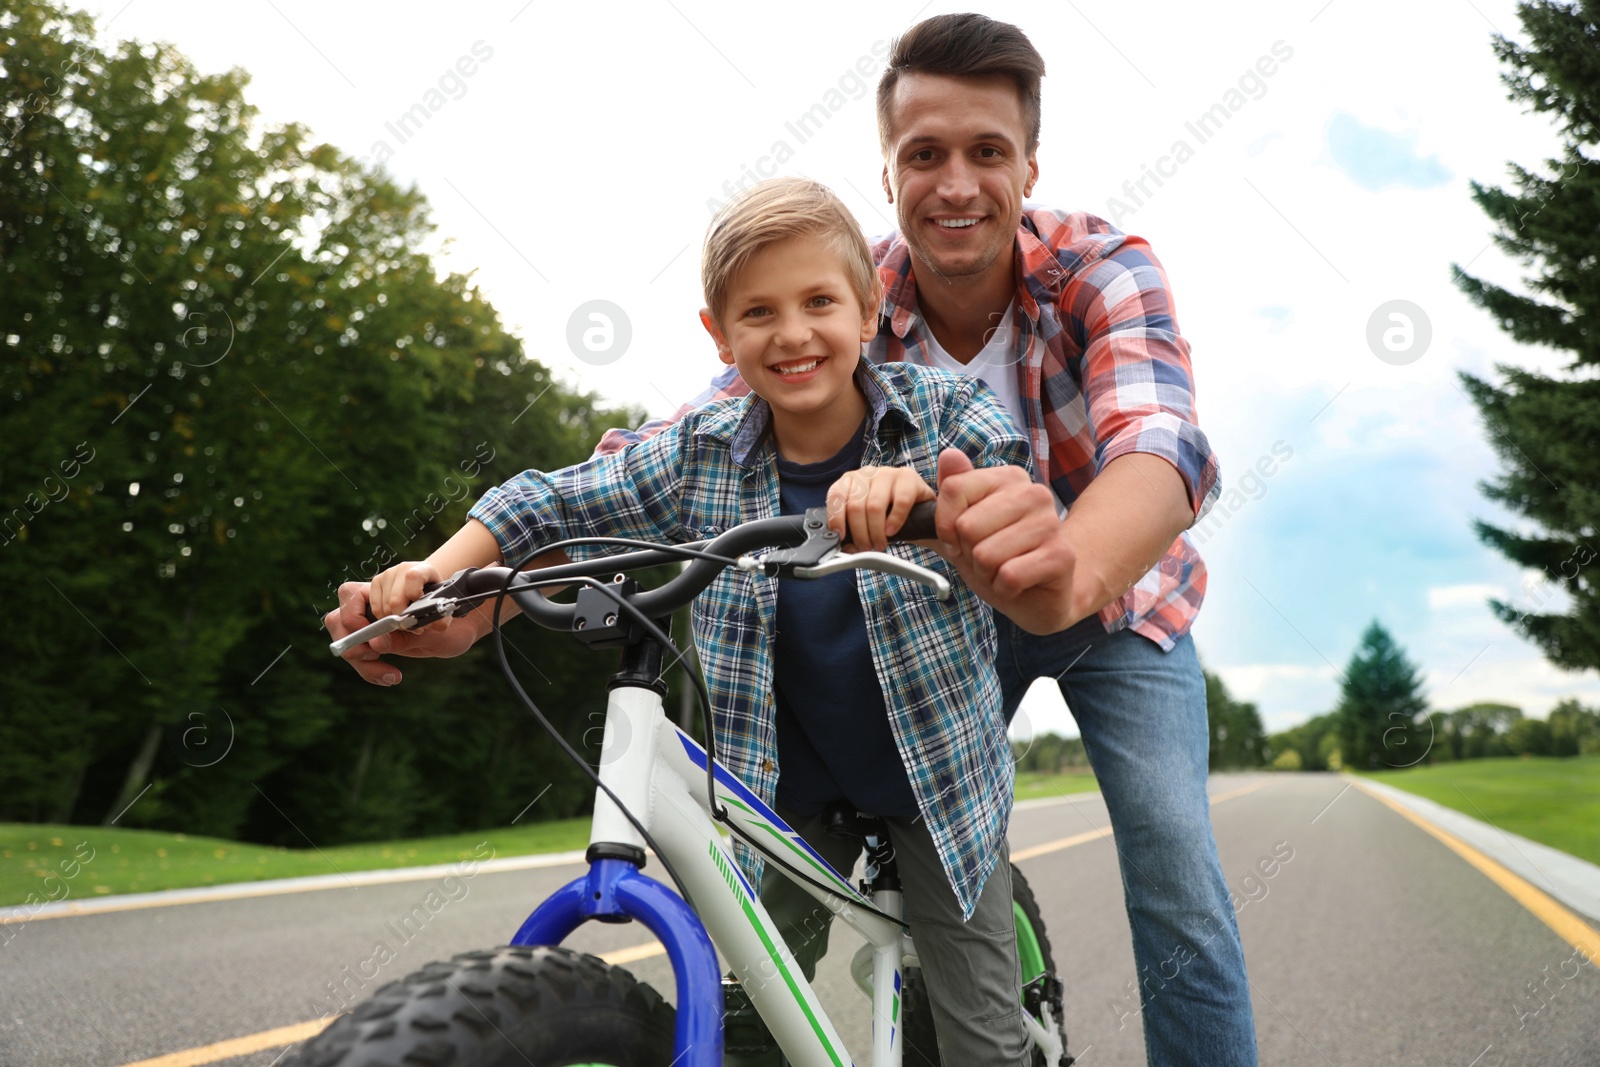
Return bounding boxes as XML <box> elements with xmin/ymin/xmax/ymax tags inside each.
<box><xmin>305</xmin><ymin>502</ymin><xmax>1073</xmax><ymax>1066</ymax></box>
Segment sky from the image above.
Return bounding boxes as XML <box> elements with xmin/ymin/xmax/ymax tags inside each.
<box><xmin>66</xmin><ymin>0</ymin><xmax>1600</xmax><ymax>739</ymax></box>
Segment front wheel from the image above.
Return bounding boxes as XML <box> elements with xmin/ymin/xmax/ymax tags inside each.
<box><xmin>281</xmin><ymin>944</ymin><xmax>677</xmax><ymax>1067</ymax></box>
<box><xmin>901</xmin><ymin>864</ymin><xmax>1071</xmax><ymax>1066</ymax></box>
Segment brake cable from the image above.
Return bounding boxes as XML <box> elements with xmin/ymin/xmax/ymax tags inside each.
<box><xmin>493</xmin><ymin>563</ymin><xmax>908</xmax><ymax>928</ymax></box>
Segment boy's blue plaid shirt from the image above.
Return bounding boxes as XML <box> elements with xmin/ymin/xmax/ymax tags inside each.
<box><xmin>469</xmin><ymin>361</ymin><xmax>1031</xmax><ymax>917</ymax></box>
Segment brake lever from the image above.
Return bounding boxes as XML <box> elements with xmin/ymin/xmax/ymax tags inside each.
<box><xmin>748</xmin><ymin>507</ymin><xmax>839</xmax><ymax>572</ymax></box>
<box><xmin>328</xmin><ymin>568</ymin><xmax>483</xmax><ymax>658</ymax></box>
<box><xmin>792</xmin><ymin>551</ymin><xmax>952</xmax><ymax>600</ymax></box>
<box><xmin>734</xmin><ymin>506</ymin><xmax>952</xmax><ymax>599</ymax></box>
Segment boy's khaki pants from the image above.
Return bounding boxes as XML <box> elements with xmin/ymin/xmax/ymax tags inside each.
<box><xmin>747</xmin><ymin>803</ymin><xmax>1029</xmax><ymax>1065</ymax></box>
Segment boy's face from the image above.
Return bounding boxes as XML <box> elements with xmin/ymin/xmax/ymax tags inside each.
<box><xmin>880</xmin><ymin>72</ymin><xmax>1038</xmax><ymax>283</ymax></box>
<box><xmin>702</xmin><ymin>234</ymin><xmax>876</xmax><ymax>423</ymax></box>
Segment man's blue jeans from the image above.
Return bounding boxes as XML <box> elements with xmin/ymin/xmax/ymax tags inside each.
<box><xmin>996</xmin><ymin>613</ymin><xmax>1258</xmax><ymax>1067</ymax></box>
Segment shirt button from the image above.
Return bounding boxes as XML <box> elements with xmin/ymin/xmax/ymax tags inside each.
<box><xmin>762</xmin><ymin>759</ymin><xmax>774</xmax><ymax>773</ymax></box>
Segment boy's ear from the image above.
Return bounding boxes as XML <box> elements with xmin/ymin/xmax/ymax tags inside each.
<box><xmin>700</xmin><ymin>308</ymin><xmax>734</xmax><ymax>366</ymax></box>
<box><xmin>860</xmin><ymin>287</ymin><xmax>882</xmax><ymax>344</ymax></box>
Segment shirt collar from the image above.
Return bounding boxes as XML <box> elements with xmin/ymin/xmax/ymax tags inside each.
<box><xmin>715</xmin><ymin>359</ymin><xmax>914</xmax><ymax>469</ymax></box>
<box><xmin>876</xmin><ymin>212</ymin><xmax>1068</xmax><ymax>339</ymax></box>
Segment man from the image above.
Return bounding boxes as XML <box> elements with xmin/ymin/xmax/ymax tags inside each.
<box><xmin>594</xmin><ymin>15</ymin><xmax>1255</xmax><ymax>1066</ymax></box>
<box><xmin>329</xmin><ymin>13</ymin><xmax>1256</xmax><ymax>1066</ymax></box>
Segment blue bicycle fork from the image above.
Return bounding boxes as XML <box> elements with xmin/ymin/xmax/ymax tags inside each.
<box><xmin>512</xmin><ymin>855</ymin><xmax>723</xmax><ymax>1066</ymax></box>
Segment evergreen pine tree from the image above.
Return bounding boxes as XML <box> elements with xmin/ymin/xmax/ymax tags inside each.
<box><xmin>1336</xmin><ymin>621</ymin><xmax>1430</xmax><ymax>770</ymax></box>
<box><xmin>1452</xmin><ymin>1</ymin><xmax>1600</xmax><ymax>671</ymax></box>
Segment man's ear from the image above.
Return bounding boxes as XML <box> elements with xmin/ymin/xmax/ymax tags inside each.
<box><xmin>1024</xmin><ymin>151</ymin><xmax>1040</xmax><ymax>198</ymax></box>
<box><xmin>700</xmin><ymin>309</ymin><xmax>735</xmax><ymax>366</ymax></box>
<box><xmin>881</xmin><ymin>164</ymin><xmax>893</xmax><ymax>204</ymax></box>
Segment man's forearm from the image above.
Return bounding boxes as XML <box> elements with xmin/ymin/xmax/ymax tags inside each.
<box><xmin>1061</xmin><ymin>452</ymin><xmax>1194</xmax><ymax>624</ymax></box>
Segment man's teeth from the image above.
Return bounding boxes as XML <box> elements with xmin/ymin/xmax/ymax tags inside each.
<box><xmin>775</xmin><ymin>359</ymin><xmax>821</xmax><ymax>374</ymax></box>
<box><xmin>937</xmin><ymin>218</ymin><xmax>980</xmax><ymax>228</ymax></box>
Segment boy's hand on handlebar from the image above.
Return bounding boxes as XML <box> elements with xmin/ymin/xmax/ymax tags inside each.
<box><xmin>370</xmin><ymin>560</ymin><xmax>445</xmax><ymax>623</ymax></box>
<box><xmin>324</xmin><ymin>573</ymin><xmax>483</xmax><ymax>686</ymax></box>
<box><xmin>825</xmin><ymin>466</ymin><xmax>936</xmax><ymax>553</ymax></box>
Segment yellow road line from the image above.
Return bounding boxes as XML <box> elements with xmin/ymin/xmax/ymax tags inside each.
<box><xmin>1012</xmin><ymin>825</ymin><xmax>1114</xmax><ymax>862</ymax></box>
<box><xmin>1347</xmin><ymin>779</ymin><xmax>1600</xmax><ymax>957</ymax></box>
<box><xmin>119</xmin><ymin>779</ymin><xmax>1274</xmax><ymax>1067</ymax></box>
<box><xmin>115</xmin><ymin>1019</ymin><xmax>332</xmax><ymax>1067</ymax></box>
<box><xmin>1208</xmin><ymin>781</ymin><xmax>1272</xmax><ymax>805</ymax></box>
<box><xmin>111</xmin><ymin>940</ymin><xmax>666</xmax><ymax>1067</ymax></box>
<box><xmin>1011</xmin><ymin>779</ymin><xmax>1271</xmax><ymax>863</ymax></box>
<box><xmin>601</xmin><ymin>940</ymin><xmax>667</xmax><ymax>965</ymax></box>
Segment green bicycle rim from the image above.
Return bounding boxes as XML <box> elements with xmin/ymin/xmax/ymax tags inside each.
<box><xmin>1013</xmin><ymin>899</ymin><xmax>1046</xmax><ymax>984</ymax></box>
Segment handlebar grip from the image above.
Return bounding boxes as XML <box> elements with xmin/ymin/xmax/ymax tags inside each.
<box><xmin>891</xmin><ymin>500</ymin><xmax>939</xmax><ymax>542</ymax></box>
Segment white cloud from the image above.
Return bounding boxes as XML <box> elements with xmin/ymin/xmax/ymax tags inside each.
<box><xmin>68</xmin><ymin>0</ymin><xmax>1594</xmax><ymax>732</ymax></box>
<box><xmin>1213</xmin><ymin>663</ymin><xmax>1342</xmax><ymax>733</ymax></box>
<box><xmin>1428</xmin><ymin>584</ymin><xmax>1506</xmax><ymax>610</ymax></box>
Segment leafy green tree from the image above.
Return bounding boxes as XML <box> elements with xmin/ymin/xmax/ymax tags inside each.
<box><xmin>1452</xmin><ymin>0</ymin><xmax>1600</xmax><ymax>672</ymax></box>
<box><xmin>1335</xmin><ymin>621</ymin><xmax>1430</xmax><ymax>770</ymax></box>
<box><xmin>1548</xmin><ymin>697</ymin><xmax>1600</xmax><ymax>755</ymax></box>
<box><xmin>1204</xmin><ymin>669</ymin><xmax>1268</xmax><ymax>770</ymax></box>
<box><xmin>1266</xmin><ymin>712</ymin><xmax>1338</xmax><ymax>772</ymax></box>
<box><xmin>1012</xmin><ymin>732</ymin><xmax>1089</xmax><ymax>774</ymax></box>
<box><xmin>1506</xmin><ymin>717</ymin><xmax>1554</xmax><ymax>756</ymax></box>
<box><xmin>1453</xmin><ymin>701</ymin><xmax>1523</xmax><ymax>760</ymax></box>
<box><xmin>1</xmin><ymin>1</ymin><xmax>634</xmax><ymax>843</ymax></box>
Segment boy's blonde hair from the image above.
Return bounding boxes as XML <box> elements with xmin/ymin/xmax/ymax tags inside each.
<box><xmin>702</xmin><ymin>177</ymin><xmax>881</xmax><ymax>327</ymax></box>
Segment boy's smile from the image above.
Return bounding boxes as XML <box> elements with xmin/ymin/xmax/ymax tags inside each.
<box><xmin>703</xmin><ymin>234</ymin><xmax>877</xmax><ymax>463</ymax></box>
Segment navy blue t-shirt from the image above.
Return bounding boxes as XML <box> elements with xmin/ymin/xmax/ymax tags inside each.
<box><xmin>771</xmin><ymin>422</ymin><xmax>920</xmax><ymax>819</ymax></box>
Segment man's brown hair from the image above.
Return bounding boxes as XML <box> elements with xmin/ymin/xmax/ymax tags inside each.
<box><xmin>876</xmin><ymin>13</ymin><xmax>1046</xmax><ymax>155</ymax></box>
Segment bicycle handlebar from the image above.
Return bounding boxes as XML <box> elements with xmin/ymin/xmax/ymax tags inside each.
<box><xmin>329</xmin><ymin>500</ymin><xmax>943</xmax><ymax>656</ymax></box>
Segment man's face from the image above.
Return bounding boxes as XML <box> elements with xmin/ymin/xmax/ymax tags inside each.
<box><xmin>881</xmin><ymin>72</ymin><xmax>1038</xmax><ymax>283</ymax></box>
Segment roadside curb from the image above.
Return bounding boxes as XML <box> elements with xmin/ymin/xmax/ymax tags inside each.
<box><xmin>1347</xmin><ymin>775</ymin><xmax>1600</xmax><ymax>926</ymax></box>
<box><xmin>0</xmin><ymin>849</ymin><xmax>588</xmax><ymax>924</ymax></box>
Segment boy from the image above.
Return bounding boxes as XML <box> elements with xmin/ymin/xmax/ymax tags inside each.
<box><xmin>363</xmin><ymin>177</ymin><xmax>1031</xmax><ymax>1062</ymax></box>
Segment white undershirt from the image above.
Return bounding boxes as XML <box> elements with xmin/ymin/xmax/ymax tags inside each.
<box><xmin>919</xmin><ymin>300</ymin><xmax>1068</xmax><ymax>518</ymax></box>
<box><xmin>918</xmin><ymin>299</ymin><xmax>1025</xmax><ymax>435</ymax></box>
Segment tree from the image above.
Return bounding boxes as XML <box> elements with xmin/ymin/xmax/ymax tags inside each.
<box><xmin>1204</xmin><ymin>669</ymin><xmax>1268</xmax><ymax>770</ymax></box>
<box><xmin>1507</xmin><ymin>717</ymin><xmax>1555</xmax><ymax>756</ymax></box>
<box><xmin>1548</xmin><ymin>697</ymin><xmax>1600</xmax><ymax>754</ymax></box>
<box><xmin>1335</xmin><ymin>621</ymin><xmax>1430</xmax><ymax>770</ymax></box>
<box><xmin>1266</xmin><ymin>712</ymin><xmax>1338</xmax><ymax>772</ymax></box>
<box><xmin>1012</xmin><ymin>732</ymin><xmax>1089</xmax><ymax>774</ymax></box>
<box><xmin>0</xmin><ymin>1</ymin><xmax>634</xmax><ymax>843</ymax></box>
<box><xmin>1452</xmin><ymin>701</ymin><xmax>1523</xmax><ymax>760</ymax></box>
<box><xmin>1452</xmin><ymin>1</ymin><xmax>1600</xmax><ymax>672</ymax></box>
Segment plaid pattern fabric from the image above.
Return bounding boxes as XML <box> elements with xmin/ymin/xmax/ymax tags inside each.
<box><xmin>470</xmin><ymin>361</ymin><xmax>1030</xmax><ymax>918</ymax></box>
<box><xmin>597</xmin><ymin>208</ymin><xmax>1221</xmax><ymax>651</ymax></box>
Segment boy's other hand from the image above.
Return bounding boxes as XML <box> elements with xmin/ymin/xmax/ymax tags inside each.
<box><xmin>825</xmin><ymin>466</ymin><xmax>936</xmax><ymax>552</ymax></box>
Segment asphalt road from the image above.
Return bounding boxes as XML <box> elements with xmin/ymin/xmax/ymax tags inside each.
<box><xmin>2</xmin><ymin>773</ymin><xmax>1597</xmax><ymax>1066</ymax></box>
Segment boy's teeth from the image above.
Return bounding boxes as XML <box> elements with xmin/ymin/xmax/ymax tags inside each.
<box><xmin>777</xmin><ymin>359</ymin><xmax>820</xmax><ymax>374</ymax></box>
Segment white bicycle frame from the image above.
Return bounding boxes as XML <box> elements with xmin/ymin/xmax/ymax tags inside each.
<box><xmin>592</xmin><ymin>682</ymin><xmax>917</xmax><ymax>1067</ymax></box>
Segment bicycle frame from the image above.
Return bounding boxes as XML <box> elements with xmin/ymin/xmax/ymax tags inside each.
<box><xmin>511</xmin><ymin>672</ymin><xmax>914</xmax><ymax>1067</ymax></box>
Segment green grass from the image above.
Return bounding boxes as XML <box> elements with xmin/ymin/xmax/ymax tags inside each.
<box><xmin>0</xmin><ymin>817</ymin><xmax>594</xmax><ymax>908</ymax></box>
<box><xmin>1014</xmin><ymin>770</ymin><xmax>1100</xmax><ymax>803</ymax></box>
<box><xmin>2</xmin><ymin>773</ymin><xmax>1102</xmax><ymax>907</ymax></box>
<box><xmin>1356</xmin><ymin>754</ymin><xmax>1600</xmax><ymax>866</ymax></box>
